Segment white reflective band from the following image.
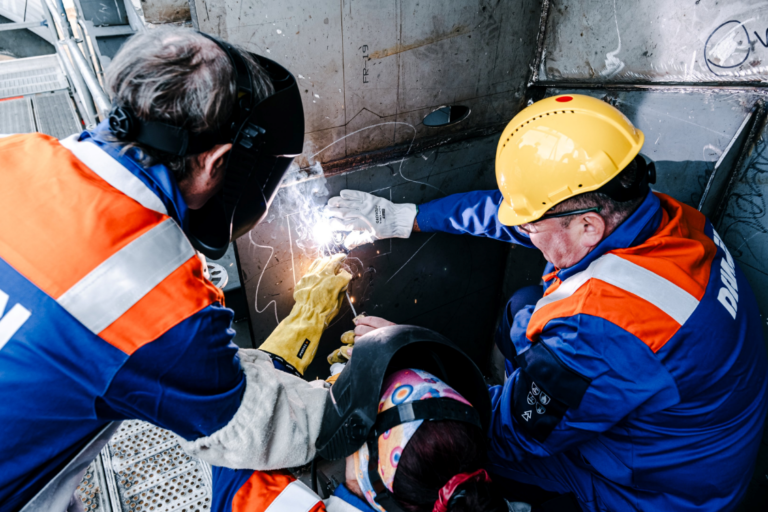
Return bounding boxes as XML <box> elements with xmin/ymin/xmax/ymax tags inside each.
<box><xmin>59</xmin><ymin>135</ymin><xmax>168</xmax><ymax>215</ymax></box>
<box><xmin>0</xmin><ymin>290</ymin><xmax>31</xmax><ymax>351</ymax></box>
<box><xmin>57</xmin><ymin>218</ymin><xmax>195</xmax><ymax>334</ymax></box>
<box><xmin>534</xmin><ymin>253</ymin><xmax>700</xmax><ymax>325</ymax></box>
<box><xmin>265</xmin><ymin>480</ymin><xmax>321</xmax><ymax>512</ymax></box>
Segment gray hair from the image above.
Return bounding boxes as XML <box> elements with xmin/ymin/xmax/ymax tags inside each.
<box><xmin>105</xmin><ymin>27</ymin><xmax>274</xmax><ymax>180</ymax></box>
<box><xmin>552</xmin><ymin>156</ymin><xmax>645</xmax><ymax>233</ymax></box>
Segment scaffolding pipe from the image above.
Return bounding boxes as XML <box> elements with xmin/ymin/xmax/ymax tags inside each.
<box><xmin>64</xmin><ymin>38</ymin><xmax>111</xmax><ymax>117</ymax></box>
<box><xmin>40</xmin><ymin>0</ymin><xmax>100</xmax><ymax>126</ymax></box>
<box><xmin>56</xmin><ymin>43</ymin><xmax>98</xmax><ymax>127</ymax></box>
<box><xmin>42</xmin><ymin>0</ymin><xmax>72</xmax><ymax>39</ymax></box>
<box><xmin>0</xmin><ymin>20</ymin><xmax>48</xmax><ymax>32</ymax></box>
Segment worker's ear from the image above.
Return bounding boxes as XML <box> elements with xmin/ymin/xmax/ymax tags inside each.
<box><xmin>578</xmin><ymin>212</ymin><xmax>605</xmax><ymax>249</ymax></box>
<box><xmin>178</xmin><ymin>143</ymin><xmax>232</xmax><ymax>210</ymax></box>
<box><xmin>201</xmin><ymin>143</ymin><xmax>232</xmax><ymax>179</ymax></box>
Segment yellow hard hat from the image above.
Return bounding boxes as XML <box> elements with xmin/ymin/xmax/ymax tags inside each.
<box><xmin>495</xmin><ymin>94</ymin><xmax>645</xmax><ymax>226</ymax></box>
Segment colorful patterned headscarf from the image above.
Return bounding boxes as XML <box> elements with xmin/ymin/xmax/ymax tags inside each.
<box><xmin>353</xmin><ymin>368</ymin><xmax>472</xmax><ymax>512</ymax></box>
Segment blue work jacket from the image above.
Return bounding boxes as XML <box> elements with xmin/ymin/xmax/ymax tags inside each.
<box><xmin>417</xmin><ymin>189</ymin><xmax>768</xmax><ymax>511</ymax></box>
<box><xmin>0</xmin><ymin>124</ymin><xmax>244</xmax><ymax>511</ymax></box>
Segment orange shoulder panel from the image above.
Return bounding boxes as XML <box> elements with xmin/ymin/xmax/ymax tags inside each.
<box><xmin>99</xmin><ymin>256</ymin><xmax>225</xmax><ymax>355</ymax></box>
<box><xmin>232</xmin><ymin>471</ymin><xmax>297</xmax><ymax>512</ymax></box>
<box><xmin>612</xmin><ymin>193</ymin><xmax>715</xmax><ymax>301</ymax></box>
<box><xmin>0</xmin><ymin>133</ymin><xmax>165</xmax><ymax>298</ymax></box>
<box><xmin>0</xmin><ymin>134</ymin><xmax>224</xmax><ymax>355</ymax></box>
<box><xmin>527</xmin><ymin>193</ymin><xmax>715</xmax><ymax>353</ymax></box>
<box><xmin>526</xmin><ymin>278</ymin><xmax>682</xmax><ymax>353</ymax></box>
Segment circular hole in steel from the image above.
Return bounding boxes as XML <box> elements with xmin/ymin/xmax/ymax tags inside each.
<box><xmin>422</xmin><ymin>105</ymin><xmax>471</xmax><ymax>127</ymax></box>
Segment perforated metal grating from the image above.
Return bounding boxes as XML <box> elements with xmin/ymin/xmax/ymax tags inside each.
<box><xmin>0</xmin><ymin>97</ymin><xmax>34</xmax><ymax>134</ymax></box>
<box><xmin>76</xmin><ymin>457</ymin><xmax>113</xmax><ymax>512</ymax></box>
<box><xmin>78</xmin><ymin>421</ymin><xmax>213</xmax><ymax>512</ymax></box>
<box><xmin>33</xmin><ymin>91</ymin><xmax>81</xmax><ymax>139</ymax></box>
<box><xmin>0</xmin><ymin>56</ymin><xmax>69</xmax><ymax>100</ymax></box>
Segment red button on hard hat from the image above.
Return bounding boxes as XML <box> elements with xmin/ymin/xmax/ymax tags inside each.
<box><xmin>556</xmin><ymin>96</ymin><xmax>574</xmax><ymax>102</ymax></box>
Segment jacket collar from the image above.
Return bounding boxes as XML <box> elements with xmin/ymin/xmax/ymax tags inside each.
<box><xmin>553</xmin><ymin>191</ymin><xmax>663</xmax><ymax>282</ymax></box>
<box><xmin>78</xmin><ymin>121</ymin><xmax>189</xmax><ymax>230</ymax></box>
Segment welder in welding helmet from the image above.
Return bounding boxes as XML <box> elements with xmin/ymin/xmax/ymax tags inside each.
<box><xmin>107</xmin><ymin>32</ymin><xmax>305</xmax><ymax>259</ymax></box>
<box><xmin>208</xmin><ymin>326</ymin><xmax>515</xmax><ymax>512</ymax></box>
<box><xmin>0</xmin><ymin>27</ymin><xmax>323</xmax><ymax>511</ymax></box>
<box><xmin>316</xmin><ymin>326</ymin><xmax>509</xmax><ymax>512</ymax></box>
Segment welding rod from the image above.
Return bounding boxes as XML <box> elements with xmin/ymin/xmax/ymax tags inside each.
<box><xmin>346</xmin><ymin>291</ymin><xmax>357</xmax><ymax>318</ymax></box>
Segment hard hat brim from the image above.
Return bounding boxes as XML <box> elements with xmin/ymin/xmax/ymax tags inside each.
<box><xmin>497</xmin><ymin>200</ymin><xmax>535</xmax><ymax>227</ymax></box>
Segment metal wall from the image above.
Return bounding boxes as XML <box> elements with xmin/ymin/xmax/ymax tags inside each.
<box><xmin>536</xmin><ymin>1</ymin><xmax>768</xmax><ymax>508</ymax></box>
<box><xmin>236</xmin><ymin>134</ymin><xmax>510</xmax><ymax>379</ymax></box>
<box><xmin>540</xmin><ymin>0</ymin><xmax>768</xmax><ymax>84</ymax></box>
<box><xmin>192</xmin><ymin>0</ymin><xmax>542</xmax><ymax>167</ymax></box>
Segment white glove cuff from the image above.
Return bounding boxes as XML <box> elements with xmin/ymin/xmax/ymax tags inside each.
<box><xmin>179</xmin><ymin>349</ymin><xmax>328</xmax><ymax>470</ymax></box>
<box><xmin>392</xmin><ymin>203</ymin><xmax>418</xmax><ymax>238</ymax></box>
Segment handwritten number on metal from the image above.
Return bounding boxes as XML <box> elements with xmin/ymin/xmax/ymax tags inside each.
<box><xmin>361</xmin><ymin>45</ymin><xmax>370</xmax><ymax>83</ymax></box>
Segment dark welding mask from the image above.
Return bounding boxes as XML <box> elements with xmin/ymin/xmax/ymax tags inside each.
<box><xmin>107</xmin><ymin>32</ymin><xmax>304</xmax><ymax>259</ymax></box>
<box><xmin>315</xmin><ymin>325</ymin><xmax>492</xmax><ymax>511</ymax></box>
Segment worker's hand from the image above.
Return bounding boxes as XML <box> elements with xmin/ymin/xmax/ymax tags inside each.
<box><xmin>259</xmin><ymin>253</ymin><xmax>352</xmax><ymax>375</ymax></box>
<box><xmin>353</xmin><ymin>316</ymin><xmax>396</xmax><ymax>341</ymax></box>
<box><xmin>325</xmin><ymin>190</ymin><xmax>417</xmax><ymax>250</ymax></box>
<box><xmin>326</xmin><ymin>314</ymin><xmax>366</xmax><ymax>365</ymax></box>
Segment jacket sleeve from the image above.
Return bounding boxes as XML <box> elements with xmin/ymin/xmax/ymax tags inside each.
<box><xmin>96</xmin><ymin>304</ymin><xmax>245</xmax><ymax>440</ymax></box>
<box><xmin>487</xmin><ymin>314</ymin><xmax>680</xmax><ymax>465</ymax></box>
<box><xmin>416</xmin><ymin>190</ymin><xmax>535</xmax><ymax>247</ymax></box>
<box><xmin>97</xmin><ymin>303</ymin><xmax>329</xmax><ymax>469</ymax></box>
<box><xmin>178</xmin><ymin>348</ymin><xmax>329</xmax><ymax>470</ymax></box>
<box><xmin>211</xmin><ymin>467</ymin><xmax>327</xmax><ymax>512</ymax></box>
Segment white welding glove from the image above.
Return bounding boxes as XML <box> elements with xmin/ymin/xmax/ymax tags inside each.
<box><xmin>326</xmin><ymin>190</ymin><xmax>417</xmax><ymax>250</ymax></box>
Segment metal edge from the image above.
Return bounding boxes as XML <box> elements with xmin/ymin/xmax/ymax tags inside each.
<box><xmin>534</xmin><ymin>80</ymin><xmax>768</xmax><ymax>92</ymax></box>
<box><xmin>712</xmin><ymin>101</ymin><xmax>768</xmax><ymax>227</ymax></box>
<box><xmin>698</xmin><ymin>109</ymin><xmax>755</xmax><ymax>213</ymax></box>
<box><xmin>100</xmin><ymin>444</ymin><xmax>122</xmax><ymax>512</ymax></box>
<box><xmin>188</xmin><ymin>0</ymin><xmax>200</xmax><ymax>30</ymax></box>
<box><xmin>123</xmin><ymin>0</ymin><xmax>146</xmax><ymax>33</ymax></box>
<box><xmin>24</xmin><ymin>96</ymin><xmax>35</xmax><ymax>133</ymax></box>
<box><xmin>232</xmin><ymin>242</ymin><xmax>257</xmax><ymax>348</ymax></box>
<box><xmin>528</xmin><ymin>0</ymin><xmax>551</xmax><ymax>87</ymax></box>
<box><xmin>91</xmin><ymin>452</ymin><xmax>115</xmax><ymax>512</ymax></box>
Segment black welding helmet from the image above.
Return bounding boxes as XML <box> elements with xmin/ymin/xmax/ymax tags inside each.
<box><xmin>316</xmin><ymin>325</ymin><xmax>491</xmax><ymax>511</ymax></box>
<box><xmin>317</xmin><ymin>324</ymin><xmax>491</xmax><ymax>451</ymax></box>
<box><xmin>108</xmin><ymin>32</ymin><xmax>304</xmax><ymax>259</ymax></box>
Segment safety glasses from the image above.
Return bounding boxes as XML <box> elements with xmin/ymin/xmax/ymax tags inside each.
<box><xmin>518</xmin><ymin>206</ymin><xmax>603</xmax><ymax>234</ymax></box>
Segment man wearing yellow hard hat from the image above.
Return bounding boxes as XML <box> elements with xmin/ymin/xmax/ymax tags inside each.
<box><xmin>326</xmin><ymin>94</ymin><xmax>768</xmax><ymax>511</ymax></box>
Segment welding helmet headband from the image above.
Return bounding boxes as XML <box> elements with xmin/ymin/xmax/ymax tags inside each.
<box><xmin>107</xmin><ymin>32</ymin><xmax>305</xmax><ymax>259</ymax></box>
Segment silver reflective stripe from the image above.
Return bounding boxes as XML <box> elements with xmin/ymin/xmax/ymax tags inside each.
<box><xmin>59</xmin><ymin>135</ymin><xmax>168</xmax><ymax>215</ymax></box>
<box><xmin>57</xmin><ymin>218</ymin><xmax>195</xmax><ymax>334</ymax></box>
<box><xmin>534</xmin><ymin>253</ymin><xmax>700</xmax><ymax>325</ymax></box>
<box><xmin>19</xmin><ymin>422</ymin><xmax>121</xmax><ymax>512</ymax></box>
<box><xmin>265</xmin><ymin>480</ymin><xmax>321</xmax><ymax>512</ymax></box>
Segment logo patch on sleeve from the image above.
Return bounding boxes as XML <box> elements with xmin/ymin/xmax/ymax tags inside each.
<box><xmin>512</xmin><ymin>343</ymin><xmax>591</xmax><ymax>442</ymax></box>
<box><xmin>297</xmin><ymin>339</ymin><xmax>311</xmax><ymax>359</ymax></box>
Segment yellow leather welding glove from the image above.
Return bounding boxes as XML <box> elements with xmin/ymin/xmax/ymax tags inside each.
<box><xmin>326</xmin><ymin>314</ymin><xmax>365</xmax><ymax>364</ymax></box>
<box><xmin>259</xmin><ymin>253</ymin><xmax>352</xmax><ymax>375</ymax></box>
